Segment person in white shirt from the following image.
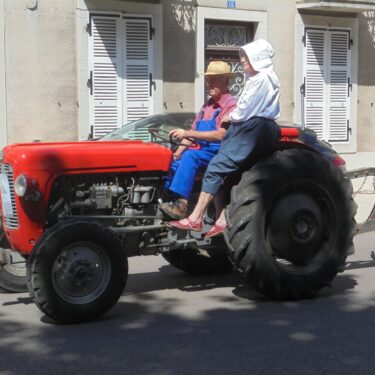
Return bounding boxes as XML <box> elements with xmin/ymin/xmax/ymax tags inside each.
<box><xmin>169</xmin><ymin>39</ymin><xmax>281</xmax><ymax>238</ymax></box>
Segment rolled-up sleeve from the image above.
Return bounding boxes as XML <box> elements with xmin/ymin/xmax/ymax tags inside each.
<box><xmin>217</xmin><ymin>100</ymin><xmax>237</xmax><ymax>129</ymax></box>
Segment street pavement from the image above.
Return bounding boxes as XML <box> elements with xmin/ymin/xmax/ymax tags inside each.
<box><xmin>0</xmin><ymin>231</ymin><xmax>374</xmax><ymax>375</ymax></box>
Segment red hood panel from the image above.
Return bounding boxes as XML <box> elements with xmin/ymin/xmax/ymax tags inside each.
<box><xmin>2</xmin><ymin>141</ymin><xmax>173</xmax><ymax>173</ymax></box>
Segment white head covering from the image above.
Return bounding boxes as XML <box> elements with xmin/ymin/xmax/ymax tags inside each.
<box><xmin>240</xmin><ymin>39</ymin><xmax>275</xmax><ymax>72</ymax></box>
<box><xmin>239</xmin><ymin>39</ymin><xmax>280</xmax><ymax>90</ymax></box>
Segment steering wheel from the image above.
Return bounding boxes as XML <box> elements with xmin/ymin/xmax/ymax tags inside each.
<box><xmin>148</xmin><ymin>128</ymin><xmax>198</xmax><ymax>149</ymax></box>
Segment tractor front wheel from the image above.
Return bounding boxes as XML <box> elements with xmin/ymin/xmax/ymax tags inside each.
<box><xmin>27</xmin><ymin>221</ymin><xmax>128</xmax><ymax>323</ymax></box>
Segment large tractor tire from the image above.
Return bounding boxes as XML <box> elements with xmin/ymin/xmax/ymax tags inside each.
<box><xmin>225</xmin><ymin>149</ymin><xmax>357</xmax><ymax>300</ymax></box>
<box><xmin>162</xmin><ymin>236</ymin><xmax>232</xmax><ymax>276</ymax></box>
<box><xmin>27</xmin><ymin>221</ymin><xmax>128</xmax><ymax>324</ymax></box>
<box><xmin>0</xmin><ymin>218</ymin><xmax>27</xmax><ymax>293</ymax></box>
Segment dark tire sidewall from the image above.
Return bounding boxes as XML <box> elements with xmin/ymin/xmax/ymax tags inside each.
<box><xmin>0</xmin><ymin>219</ymin><xmax>27</xmax><ymax>293</ymax></box>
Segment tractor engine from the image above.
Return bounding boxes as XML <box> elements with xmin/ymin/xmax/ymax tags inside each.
<box><xmin>49</xmin><ymin>173</ymin><xmax>164</xmax><ymax>221</ymax></box>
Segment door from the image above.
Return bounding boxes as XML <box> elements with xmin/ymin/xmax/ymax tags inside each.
<box><xmin>205</xmin><ymin>21</ymin><xmax>253</xmax><ymax>98</ymax></box>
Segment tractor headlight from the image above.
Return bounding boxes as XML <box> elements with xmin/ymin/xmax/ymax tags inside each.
<box><xmin>15</xmin><ymin>174</ymin><xmax>28</xmax><ymax>197</ymax></box>
<box><xmin>15</xmin><ymin>174</ymin><xmax>41</xmax><ymax>201</ymax></box>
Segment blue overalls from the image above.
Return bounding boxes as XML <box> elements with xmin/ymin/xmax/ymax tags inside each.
<box><xmin>166</xmin><ymin>109</ymin><xmax>222</xmax><ymax>199</ymax></box>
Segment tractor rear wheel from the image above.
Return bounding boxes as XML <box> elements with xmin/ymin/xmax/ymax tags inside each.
<box><xmin>225</xmin><ymin>149</ymin><xmax>357</xmax><ymax>299</ymax></box>
<box><xmin>27</xmin><ymin>221</ymin><xmax>128</xmax><ymax>323</ymax></box>
<box><xmin>162</xmin><ymin>236</ymin><xmax>232</xmax><ymax>276</ymax></box>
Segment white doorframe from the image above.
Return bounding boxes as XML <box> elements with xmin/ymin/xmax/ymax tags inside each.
<box><xmin>76</xmin><ymin>0</ymin><xmax>163</xmax><ymax>140</ymax></box>
<box><xmin>195</xmin><ymin>7</ymin><xmax>267</xmax><ymax>112</ymax></box>
<box><xmin>0</xmin><ymin>0</ymin><xmax>7</xmax><ymax>148</ymax></box>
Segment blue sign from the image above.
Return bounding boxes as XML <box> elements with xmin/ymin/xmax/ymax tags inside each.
<box><xmin>227</xmin><ymin>0</ymin><xmax>236</xmax><ymax>8</ymax></box>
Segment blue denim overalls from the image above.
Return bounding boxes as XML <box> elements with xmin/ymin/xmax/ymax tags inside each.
<box><xmin>166</xmin><ymin>109</ymin><xmax>222</xmax><ymax>199</ymax></box>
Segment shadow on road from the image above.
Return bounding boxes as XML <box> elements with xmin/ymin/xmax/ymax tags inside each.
<box><xmin>345</xmin><ymin>251</ymin><xmax>375</xmax><ymax>270</ymax></box>
<box><xmin>2</xmin><ymin>230</ymin><xmax>375</xmax><ymax>373</ymax></box>
<box><xmin>1</xmin><ymin>259</ymin><xmax>374</xmax><ymax>374</ymax></box>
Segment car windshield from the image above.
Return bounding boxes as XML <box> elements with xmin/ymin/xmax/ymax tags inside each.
<box><xmin>99</xmin><ymin>113</ymin><xmax>196</xmax><ymax>142</ymax></box>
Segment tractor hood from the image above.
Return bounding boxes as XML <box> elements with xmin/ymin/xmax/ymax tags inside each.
<box><xmin>1</xmin><ymin>141</ymin><xmax>173</xmax><ymax>174</ymax></box>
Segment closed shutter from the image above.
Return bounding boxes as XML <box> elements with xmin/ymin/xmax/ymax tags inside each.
<box><xmin>328</xmin><ymin>31</ymin><xmax>350</xmax><ymax>142</ymax></box>
<box><xmin>90</xmin><ymin>16</ymin><xmax>122</xmax><ymax>138</ymax></box>
<box><xmin>89</xmin><ymin>15</ymin><xmax>154</xmax><ymax>137</ymax></box>
<box><xmin>123</xmin><ymin>18</ymin><xmax>153</xmax><ymax>123</ymax></box>
<box><xmin>303</xmin><ymin>28</ymin><xmax>351</xmax><ymax>143</ymax></box>
<box><xmin>304</xmin><ymin>29</ymin><xmax>326</xmax><ymax>139</ymax></box>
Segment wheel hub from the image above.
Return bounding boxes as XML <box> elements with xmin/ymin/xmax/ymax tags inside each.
<box><xmin>52</xmin><ymin>242</ymin><xmax>111</xmax><ymax>305</ymax></box>
<box><xmin>292</xmin><ymin>213</ymin><xmax>316</xmax><ymax>242</ymax></box>
<box><xmin>267</xmin><ymin>192</ymin><xmax>323</xmax><ymax>265</ymax></box>
<box><xmin>68</xmin><ymin>261</ymin><xmax>94</xmax><ymax>287</ymax></box>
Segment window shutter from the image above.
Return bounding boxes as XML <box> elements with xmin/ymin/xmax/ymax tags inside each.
<box><xmin>303</xmin><ymin>28</ymin><xmax>351</xmax><ymax>143</ymax></box>
<box><xmin>90</xmin><ymin>16</ymin><xmax>122</xmax><ymax>138</ymax></box>
<box><xmin>123</xmin><ymin>18</ymin><xmax>153</xmax><ymax>123</ymax></box>
<box><xmin>304</xmin><ymin>29</ymin><xmax>326</xmax><ymax>139</ymax></box>
<box><xmin>328</xmin><ymin>31</ymin><xmax>350</xmax><ymax>142</ymax></box>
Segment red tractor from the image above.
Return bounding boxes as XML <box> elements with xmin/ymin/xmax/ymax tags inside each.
<box><xmin>0</xmin><ymin>114</ymin><xmax>374</xmax><ymax>323</ymax></box>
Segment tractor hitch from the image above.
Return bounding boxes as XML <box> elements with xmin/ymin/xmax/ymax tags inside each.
<box><xmin>345</xmin><ymin>167</ymin><xmax>375</xmax><ymax>235</ymax></box>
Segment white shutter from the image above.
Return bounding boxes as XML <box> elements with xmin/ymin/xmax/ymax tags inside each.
<box><xmin>90</xmin><ymin>16</ymin><xmax>122</xmax><ymax>138</ymax></box>
<box><xmin>123</xmin><ymin>18</ymin><xmax>153</xmax><ymax>123</ymax></box>
<box><xmin>304</xmin><ymin>29</ymin><xmax>326</xmax><ymax>139</ymax></box>
<box><xmin>303</xmin><ymin>28</ymin><xmax>351</xmax><ymax>143</ymax></box>
<box><xmin>328</xmin><ymin>31</ymin><xmax>350</xmax><ymax>142</ymax></box>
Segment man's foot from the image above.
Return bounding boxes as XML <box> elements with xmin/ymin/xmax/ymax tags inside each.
<box><xmin>169</xmin><ymin>217</ymin><xmax>202</xmax><ymax>231</ymax></box>
<box><xmin>204</xmin><ymin>223</ymin><xmax>226</xmax><ymax>238</ymax></box>
<box><xmin>159</xmin><ymin>199</ymin><xmax>188</xmax><ymax>220</ymax></box>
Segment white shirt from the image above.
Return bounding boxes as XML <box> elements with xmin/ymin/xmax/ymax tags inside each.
<box><xmin>229</xmin><ymin>70</ymin><xmax>280</xmax><ymax>122</ymax></box>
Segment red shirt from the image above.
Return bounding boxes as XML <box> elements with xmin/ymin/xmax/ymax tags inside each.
<box><xmin>192</xmin><ymin>93</ymin><xmax>237</xmax><ymax>131</ymax></box>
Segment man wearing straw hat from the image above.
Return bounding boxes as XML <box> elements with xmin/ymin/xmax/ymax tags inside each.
<box><xmin>160</xmin><ymin>61</ymin><xmax>237</xmax><ymax>220</ymax></box>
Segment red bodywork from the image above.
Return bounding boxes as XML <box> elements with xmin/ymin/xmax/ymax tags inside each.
<box><xmin>1</xmin><ymin>141</ymin><xmax>172</xmax><ymax>254</ymax></box>
<box><xmin>1</xmin><ymin>129</ymin><xmax>302</xmax><ymax>256</ymax></box>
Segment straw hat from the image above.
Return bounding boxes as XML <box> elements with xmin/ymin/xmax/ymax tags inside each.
<box><xmin>204</xmin><ymin>61</ymin><xmax>235</xmax><ymax>76</ymax></box>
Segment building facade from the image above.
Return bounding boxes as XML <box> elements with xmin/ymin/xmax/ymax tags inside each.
<box><xmin>0</xmin><ymin>0</ymin><xmax>375</xmax><ymax>165</ymax></box>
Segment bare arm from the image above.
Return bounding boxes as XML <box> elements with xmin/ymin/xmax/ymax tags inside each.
<box><xmin>169</xmin><ymin>128</ymin><xmax>226</xmax><ymax>143</ymax></box>
<box><xmin>173</xmin><ymin>139</ymin><xmax>193</xmax><ymax>159</ymax></box>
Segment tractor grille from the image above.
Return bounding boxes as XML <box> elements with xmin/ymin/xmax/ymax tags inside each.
<box><xmin>0</xmin><ymin>164</ymin><xmax>19</xmax><ymax>229</ymax></box>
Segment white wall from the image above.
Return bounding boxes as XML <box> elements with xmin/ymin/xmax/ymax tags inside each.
<box><xmin>4</xmin><ymin>0</ymin><xmax>77</xmax><ymax>143</ymax></box>
<box><xmin>0</xmin><ymin>0</ymin><xmax>7</xmax><ymax>149</ymax></box>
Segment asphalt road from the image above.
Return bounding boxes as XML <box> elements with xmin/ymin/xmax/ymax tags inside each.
<box><xmin>0</xmin><ymin>231</ymin><xmax>374</xmax><ymax>375</ymax></box>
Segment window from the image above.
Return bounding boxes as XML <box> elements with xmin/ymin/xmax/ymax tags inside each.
<box><xmin>89</xmin><ymin>15</ymin><xmax>154</xmax><ymax>138</ymax></box>
<box><xmin>205</xmin><ymin>21</ymin><xmax>253</xmax><ymax>97</ymax></box>
<box><xmin>303</xmin><ymin>27</ymin><xmax>352</xmax><ymax>143</ymax></box>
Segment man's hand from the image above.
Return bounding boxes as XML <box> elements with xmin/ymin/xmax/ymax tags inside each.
<box><xmin>169</xmin><ymin>128</ymin><xmax>190</xmax><ymax>141</ymax></box>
